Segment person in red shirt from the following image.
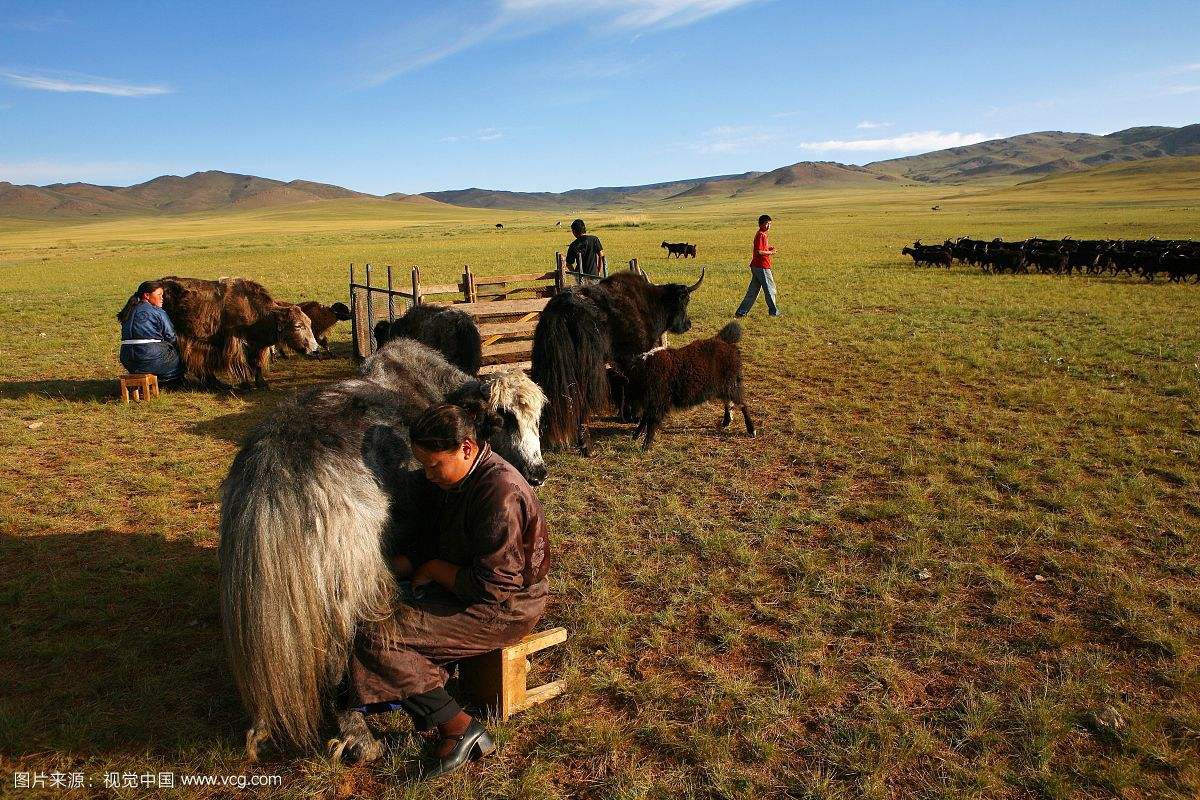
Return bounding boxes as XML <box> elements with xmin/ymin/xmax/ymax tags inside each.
<box><xmin>735</xmin><ymin>214</ymin><xmax>780</xmax><ymax>317</ymax></box>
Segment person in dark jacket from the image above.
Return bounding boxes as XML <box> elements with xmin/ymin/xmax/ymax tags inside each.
<box><xmin>116</xmin><ymin>280</ymin><xmax>185</xmax><ymax>384</ymax></box>
<box><xmin>342</xmin><ymin>402</ymin><xmax>550</xmax><ymax>777</ymax></box>
<box><xmin>565</xmin><ymin>218</ymin><xmax>604</xmax><ymax>282</ymax></box>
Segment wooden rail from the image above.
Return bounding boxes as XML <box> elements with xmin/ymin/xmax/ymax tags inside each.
<box><xmin>349</xmin><ymin>253</ymin><xmax>638</xmax><ymax>372</ymax></box>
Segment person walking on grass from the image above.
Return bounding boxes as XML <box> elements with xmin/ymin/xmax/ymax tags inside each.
<box><xmin>735</xmin><ymin>214</ymin><xmax>781</xmax><ymax>318</ymax></box>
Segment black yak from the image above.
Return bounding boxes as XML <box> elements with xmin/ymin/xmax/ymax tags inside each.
<box><xmin>661</xmin><ymin>241</ymin><xmax>697</xmax><ymax>258</ymax></box>
<box><xmin>531</xmin><ymin>267</ymin><xmax>704</xmax><ymax>454</ymax></box>
<box><xmin>623</xmin><ymin>322</ymin><xmax>755</xmax><ymax>450</ymax></box>
<box><xmin>373</xmin><ymin>304</ymin><xmax>483</xmax><ymax>375</ymax></box>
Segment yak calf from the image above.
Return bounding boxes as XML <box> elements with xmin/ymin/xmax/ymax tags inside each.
<box><xmin>623</xmin><ymin>321</ymin><xmax>755</xmax><ymax>450</ymax></box>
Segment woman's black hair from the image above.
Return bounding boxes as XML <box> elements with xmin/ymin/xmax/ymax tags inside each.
<box><xmin>117</xmin><ymin>280</ymin><xmax>164</xmax><ymax>323</ymax></box>
<box><xmin>411</xmin><ymin>399</ymin><xmax>501</xmax><ymax>453</ymax></box>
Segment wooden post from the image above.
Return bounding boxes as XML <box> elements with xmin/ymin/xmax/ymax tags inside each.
<box><xmin>348</xmin><ymin>262</ymin><xmax>356</xmax><ymax>358</ymax></box>
<box><xmin>600</xmin><ymin>253</ymin><xmax>608</xmax><ymax>278</ymax></box>
<box><xmin>387</xmin><ymin>265</ymin><xmax>396</xmax><ymax>322</ymax></box>
<box><xmin>411</xmin><ymin>266</ymin><xmax>421</xmax><ymax>306</ymax></box>
<box><xmin>554</xmin><ymin>252</ymin><xmax>565</xmax><ymax>292</ymax></box>
<box><xmin>464</xmin><ymin>264</ymin><xmax>477</xmax><ymax>303</ymax></box>
<box><xmin>365</xmin><ymin>263</ymin><xmax>374</xmax><ymax>353</ymax></box>
<box><xmin>629</xmin><ymin>258</ymin><xmax>640</xmax><ymax>276</ymax></box>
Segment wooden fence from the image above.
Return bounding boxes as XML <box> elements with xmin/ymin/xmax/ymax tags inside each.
<box><xmin>349</xmin><ymin>253</ymin><xmax>641</xmax><ymax>373</ymax></box>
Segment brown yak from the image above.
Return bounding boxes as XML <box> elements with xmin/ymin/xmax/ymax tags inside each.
<box><xmin>159</xmin><ymin>276</ymin><xmax>320</xmax><ymax>389</ymax></box>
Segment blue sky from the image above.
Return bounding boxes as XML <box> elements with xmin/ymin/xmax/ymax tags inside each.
<box><xmin>1</xmin><ymin>1</ymin><xmax>1198</xmax><ymax>194</ymax></box>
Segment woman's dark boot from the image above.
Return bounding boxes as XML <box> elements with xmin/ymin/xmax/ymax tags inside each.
<box><xmin>423</xmin><ymin>717</ymin><xmax>495</xmax><ymax>779</ymax></box>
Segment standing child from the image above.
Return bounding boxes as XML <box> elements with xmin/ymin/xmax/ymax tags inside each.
<box><xmin>735</xmin><ymin>214</ymin><xmax>780</xmax><ymax>317</ymax></box>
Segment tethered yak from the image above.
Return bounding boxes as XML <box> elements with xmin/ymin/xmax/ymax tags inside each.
<box><xmin>532</xmin><ymin>267</ymin><xmax>704</xmax><ymax>454</ymax></box>
<box><xmin>159</xmin><ymin>276</ymin><xmax>320</xmax><ymax>389</ymax></box>
<box><xmin>219</xmin><ymin>339</ymin><xmax>547</xmax><ymax>763</ymax></box>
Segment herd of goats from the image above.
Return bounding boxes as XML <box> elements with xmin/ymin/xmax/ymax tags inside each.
<box><xmin>902</xmin><ymin>237</ymin><xmax>1200</xmax><ymax>282</ymax></box>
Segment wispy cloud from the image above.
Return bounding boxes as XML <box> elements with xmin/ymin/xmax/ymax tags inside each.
<box><xmin>799</xmin><ymin>130</ymin><xmax>998</xmax><ymax>154</ymax></box>
<box><xmin>856</xmin><ymin>120</ymin><xmax>892</xmax><ymax>130</ymax></box>
<box><xmin>683</xmin><ymin>124</ymin><xmax>779</xmax><ymax>155</ymax></box>
<box><xmin>1</xmin><ymin>69</ymin><xmax>171</xmax><ymax>97</ymax></box>
<box><xmin>1160</xmin><ymin>84</ymin><xmax>1200</xmax><ymax>96</ymax></box>
<box><xmin>1</xmin><ymin>14</ymin><xmax>69</xmax><ymax>32</ymax></box>
<box><xmin>441</xmin><ymin>127</ymin><xmax>506</xmax><ymax>143</ymax></box>
<box><xmin>363</xmin><ymin>0</ymin><xmax>758</xmax><ymax>84</ymax></box>
<box><xmin>1163</xmin><ymin>62</ymin><xmax>1200</xmax><ymax>76</ymax></box>
<box><xmin>0</xmin><ymin>160</ymin><xmax>171</xmax><ymax>185</ymax></box>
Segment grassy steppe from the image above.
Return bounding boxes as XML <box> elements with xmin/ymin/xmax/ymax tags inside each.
<box><xmin>1</xmin><ymin>173</ymin><xmax>1198</xmax><ymax>799</ymax></box>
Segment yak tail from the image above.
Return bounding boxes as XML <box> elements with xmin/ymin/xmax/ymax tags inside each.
<box><xmin>531</xmin><ymin>291</ymin><xmax>611</xmax><ymax>448</ymax></box>
<box><xmin>218</xmin><ymin>417</ymin><xmax>395</xmax><ymax>753</ymax></box>
<box><xmin>716</xmin><ymin>321</ymin><xmax>743</xmax><ymax>345</ymax></box>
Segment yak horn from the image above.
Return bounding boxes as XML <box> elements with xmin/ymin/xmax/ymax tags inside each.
<box><xmin>686</xmin><ymin>268</ymin><xmax>706</xmax><ymax>293</ymax></box>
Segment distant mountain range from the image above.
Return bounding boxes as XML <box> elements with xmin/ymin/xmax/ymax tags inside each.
<box><xmin>2</xmin><ymin>124</ymin><xmax>1197</xmax><ymax>218</ymax></box>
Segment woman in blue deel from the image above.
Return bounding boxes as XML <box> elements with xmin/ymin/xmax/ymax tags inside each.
<box><xmin>116</xmin><ymin>280</ymin><xmax>185</xmax><ymax>385</ymax></box>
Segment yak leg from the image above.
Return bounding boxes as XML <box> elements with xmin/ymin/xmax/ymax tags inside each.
<box><xmin>741</xmin><ymin>403</ymin><xmax>756</xmax><ymax>437</ymax></box>
<box><xmin>245</xmin><ymin>719</ymin><xmax>270</xmax><ymax>762</ymax></box>
<box><xmin>641</xmin><ymin>418</ymin><xmax>660</xmax><ymax>451</ymax></box>
<box><xmin>577</xmin><ymin>418</ymin><xmax>592</xmax><ymax>458</ymax></box>
<box><xmin>327</xmin><ymin>709</ymin><xmax>384</xmax><ymax>765</ymax></box>
<box><xmin>721</xmin><ymin>400</ymin><xmax>732</xmax><ymax>428</ymax></box>
<box><xmin>251</xmin><ymin>345</ymin><xmax>272</xmax><ymax>390</ymax></box>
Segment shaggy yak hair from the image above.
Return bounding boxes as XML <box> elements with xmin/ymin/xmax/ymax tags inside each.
<box><xmin>372</xmin><ymin>304</ymin><xmax>483</xmax><ymax>375</ymax></box>
<box><xmin>159</xmin><ymin>275</ymin><xmax>320</xmax><ymax>388</ymax></box>
<box><xmin>623</xmin><ymin>322</ymin><xmax>755</xmax><ymax>450</ymax></box>
<box><xmin>531</xmin><ymin>268</ymin><xmax>704</xmax><ymax>455</ymax></box>
<box><xmin>218</xmin><ymin>339</ymin><xmax>546</xmax><ymax>762</ymax></box>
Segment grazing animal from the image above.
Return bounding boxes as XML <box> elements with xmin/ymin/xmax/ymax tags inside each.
<box><xmin>495</xmin><ymin>223</ymin><xmax>504</xmax><ymax>228</ymax></box>
<box><xmin>219</xmin><ymin>338</ymin><xmax>547</xmax><ymax>762</ymax></box>
<box><xmin>159</xmin><ymin>276</ymin><xmax>320</xmax><ymax>389</ymax></box>
<box><xmin>901</xmin><ymin>245</ymin><xmax>952</xmax><ymax>268</ymax></box>
<box><xmin>661</xmin><ymin>241</ymin><xmax>697</xmax><ymax>258</ymax></box>
<box><xmin>531</xmin><ymin>268</ymin><xmax>705</xmax><ymax>454</ymax></box>
<box><xmin>623</xmin><ymin>322</ymin><xmax>755</xmax><ymax>450</ymax></box>
<box><xmin>276</xmin><ymin>301</ymin><xmax>351</xmax><ymax>358</ymax></box>
<box><xmin>373</xmin><ymin>304</ymin><xmax>483</xmax><ymax>375</ymax></box>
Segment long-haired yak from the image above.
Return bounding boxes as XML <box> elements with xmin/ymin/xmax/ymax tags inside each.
<box><xmin>159</xmin><ymin>276</ymin><xmax>320</xmax><ymax>389</ymax></box>
<box><xmin>373</xmin><ymin>304</ymin><xmax>483</xmax><ymax>376</ymax></box>
<box><xmin>218</xmin><ymin>339</ymin><xmax>547</xmax><ymax>762</ymax></box>
<box><xmin>531</xmin><ymin>267</ymin><xmax>704</xmax><ymax>454</ymax></box>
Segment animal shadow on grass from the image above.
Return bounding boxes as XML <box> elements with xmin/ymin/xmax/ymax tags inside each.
<box><xmin>0</xmin><ymin>529</ymin><xmax>241</xmax><ymax>758</ymax></box>
<box><xmin>0</xmin><ymin>378</ymin><xmax>118</xmax><ymax>403</ymax></box>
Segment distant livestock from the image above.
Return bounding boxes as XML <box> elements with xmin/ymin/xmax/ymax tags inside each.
<box><xmin>159</xmin><ymin>276</ymin><xmax>319</xmax><ymax>389</ymax></box>
<box><xmin>372</xmin><ymin>304</ymin><xmax>483</xmax><ymax>375</ymax></box>
<box><xmin>622</xmin><ymin>322</ymin><xmax>755</xmax><ymax>450</ymax></box>
<box><xmin>904</xmin><ymin>237</ymin><xmax>1200</xmax><ymax>282</ymax></box>
<box><xmin>219</xmin><ymin>338</ymin><xmax>547</xmax><ymax>762</ymax></box>
<box><xmin>531</xmin><ymin>267</ymin><xmax>705</xmax><ymax>454</ymax></box>
<box><xmin>661</xmin><ymin>241</ymin><xmax>697</xmax><ymax>258</ymax></box>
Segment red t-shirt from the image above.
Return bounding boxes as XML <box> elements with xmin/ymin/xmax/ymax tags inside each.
<box><xmin>750</xmin><ymin>229</ymin><xmax>772</xmax><ymax>269</ymax></box>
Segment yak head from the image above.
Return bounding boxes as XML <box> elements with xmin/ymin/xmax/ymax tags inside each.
<box><xmin>659</xmin><ymin>268</ymin><xmax>705</xmax><ymax>335</ymax></box>
<box><xmin>275</xmin><ymin>305</ymin><xmax>321</xmax><ymax>357</ymax></box>
<box><xmin>449</xmin><ymin>372</ymin><xmax>549</xmax><ymax>486</ymax></box>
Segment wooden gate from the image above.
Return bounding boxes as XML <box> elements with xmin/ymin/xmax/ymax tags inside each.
<box><xmin>349</xmin><ymin>254</ymin><xmax>638</xmax><ymax>373</ymax></box>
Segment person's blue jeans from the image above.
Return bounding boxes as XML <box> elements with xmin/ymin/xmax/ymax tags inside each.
<box><xmin>120</xmin><ymin>342</ymin><xmax>185</xmax><ymax>384</ymax></box>
<box><xmin>736</xmin><ymin>267</ymin><xmax>779</xmax><ymax>316</ymax></box>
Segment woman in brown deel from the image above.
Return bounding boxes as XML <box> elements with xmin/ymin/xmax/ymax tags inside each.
<box><xmin>339</xmin><ymin>401</ymin><xmax>550</xmax><ymax>778</ymax></box>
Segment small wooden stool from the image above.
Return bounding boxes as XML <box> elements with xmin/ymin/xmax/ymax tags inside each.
<box><xmin>458</xmin><ymin>627</ymin><xmax>567</xmax><ymax>720</ymax></box>
<box><xmin>118</xmin><ymin>373</ymin><xmax>159</xmax><ymax>403</ymax></box>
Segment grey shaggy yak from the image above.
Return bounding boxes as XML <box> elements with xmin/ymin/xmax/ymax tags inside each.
<box><xmin>218</xmin><ymin>339</ymin><xmax>547</xmax><ymax>762</ymax></box>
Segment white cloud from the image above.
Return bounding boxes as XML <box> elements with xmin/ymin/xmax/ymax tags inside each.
<box><xmin>799</xmin><ymin>130</ymin><xmax>998</xmax><ymax>153</ymax></box>
<box><xmin>684</xmin><ymin>124</ymin><xmax>778</xmax><ymax>155</ymax></box>
<box><xmin>856</xmin><ymin>120</ymin><xmax>892</xmax><ymax>129</ymax></box>
<box><xmin>1163</xmin><ymin>62</ymin><xmax>1200</xmax><ymax>76</ymax></box>
<box><xmin>0</xmin><ymin>160</ymin><xmax>171</xmax><ymax>185</ymax></box>
<box><xmin>440</xmin><ymin>127</ymin><xmax>506</xmax><ymax>143</ymax></box>
<box><xmin>1</xmin><ymin>70</ymin><xmax>171</xmax><ymax>97</ymax></box>
<box><xmin>364</xmin><ymin>0</ymin><xmax>758</xmax><ymax>83</ymax></box>
<box><xmin>1160</xmin><ymin>84</ymin><xmax>1200</xmax><ymax>96</ymax></box>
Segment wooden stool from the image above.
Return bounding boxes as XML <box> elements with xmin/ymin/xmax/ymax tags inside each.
<box><xmin>458</xmin><ymin>627</ymin><xmax>567</xmax><ymax>720</ymax></box>
<box><xmin>118</xmin><ymin>373</ymin><xmax>159</xmax><ymax>403</ymax></box>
